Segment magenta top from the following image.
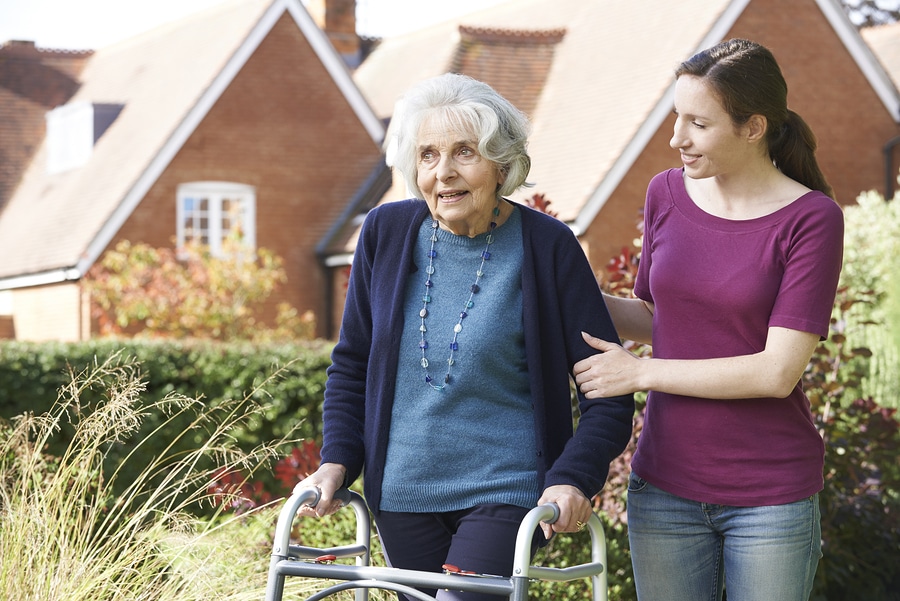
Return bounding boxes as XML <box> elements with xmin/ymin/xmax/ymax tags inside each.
<box><xmin>631</xmin><ymin>168</ymin><xmax>844</xmax><ymax>506</ymax></box>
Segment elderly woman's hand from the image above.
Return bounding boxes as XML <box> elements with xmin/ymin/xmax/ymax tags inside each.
<box><xmin>573</xmin><ymin>332</ymin><xmax>643</xmax><ymax>398</ymax></box>
<box><xmin>292</xmin><ymin>462</ymin><xmax>347</xmax><ymax>518</ymax></box>
<box><xmin>536</xmin><ymin>485</ymin><xmax>592</xmax><ymax>538</ymax></box>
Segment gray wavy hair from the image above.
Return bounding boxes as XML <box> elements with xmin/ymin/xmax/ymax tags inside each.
<box><xmin>384</xmin><ymin>73</ymin><xmax>533</xmax><ymax>199</ymax></box>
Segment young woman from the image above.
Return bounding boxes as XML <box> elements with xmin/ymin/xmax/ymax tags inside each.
<box><xmin>574</xmin><ymin>39</ymin><xmax>844</xmax><ymax>601</ymax></box>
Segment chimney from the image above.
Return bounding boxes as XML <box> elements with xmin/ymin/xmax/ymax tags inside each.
<box><xmin>306</xmin><ymin>0</ymin><xmax>360</xmax><ymax>66</ymax></box>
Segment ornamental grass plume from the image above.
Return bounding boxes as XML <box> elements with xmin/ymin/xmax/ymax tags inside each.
<box><xmin>0</xmin><ymin>352</ymin><xmax>326</xmax><ymax>601</ymax></box>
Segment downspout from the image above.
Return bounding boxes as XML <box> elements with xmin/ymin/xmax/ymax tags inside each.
<box><xmin>885</xmin><ymin>135</ymin><xmax>900</xmax><ymax>201</ymax></box>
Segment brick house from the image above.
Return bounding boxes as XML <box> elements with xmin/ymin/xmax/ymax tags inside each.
<box><xmin>2</xmin><ymin>0</ymin><xmax>899</xmax><ymax>341</ymax></box>
<box><xmin>342</xmin><ymin>0</ymin><xmax>900</xmax><ymax>292</ymax></box>
<box><xmin>0</xmin><ymin>0</ymin><xmax>386</xmax><ymax>341</ymax></box>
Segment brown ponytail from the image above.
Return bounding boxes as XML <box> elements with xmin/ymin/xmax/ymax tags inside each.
<box><xmin>768</xmin><ymin>110</ymin><xmax>833</xmax><ymax>198</ymax></box>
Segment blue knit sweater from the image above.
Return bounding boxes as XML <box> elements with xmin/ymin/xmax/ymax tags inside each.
<box><xmin>380</xmin><ymin>208</ymin><xmax>539</xmax><ymax>512</ymax></box>
<box><xmin>320</xmin><ymin>199</ymin><xmax>634</xmax><ymax>514</ymax></box>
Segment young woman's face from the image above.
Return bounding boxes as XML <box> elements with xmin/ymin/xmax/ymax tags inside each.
<box><xmin>415</xmin><ymin>115</ymin><xmax>505</xmax><ymax>237</ymax></box>
<box><xmin>669</xmin><ymin>75</ymin><xmax>755</xmax><ymax>180</ymax></box>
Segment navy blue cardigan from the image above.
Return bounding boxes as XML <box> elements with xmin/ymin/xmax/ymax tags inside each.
<box><xmin>320</xmin><ymin>199</ymin><xmax>634</xmax><ymax>513</ymax></box>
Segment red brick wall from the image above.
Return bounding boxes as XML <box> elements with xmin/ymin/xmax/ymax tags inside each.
<box><xmin>581</xmin><ymin>0</ymin><xmax>900</xmax><ymax>273</ymax></box>
<box><xmin>111</xmin><ymin>14</ymin><xmax>383</xmax><ymax>339</ymax></box>
<box><xmin>0</xmin><ymin>315</ymin><xmax>14</xmax><ymax>339</ymax></box>
<box><xmin>730</xmin><ymin>0</ymin><xmax>899</xmax><ymax>205</ymax></box>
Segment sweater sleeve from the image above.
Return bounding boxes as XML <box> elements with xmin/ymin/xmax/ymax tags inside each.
<box><xmin>318</xmin><ymin>208</ymin><xmax>379</xmax><ymax>484</ymax></box>
<box><xmin>520</xmin><ymin>207</ymin><xmax>635</xmax><ymax>499</ymax></box>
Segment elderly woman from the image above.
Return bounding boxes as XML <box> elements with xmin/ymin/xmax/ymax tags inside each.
<box><xmin>295</xmin><ymin>73</ymin><xmax>633</xmax><ymax>601</ymax></box>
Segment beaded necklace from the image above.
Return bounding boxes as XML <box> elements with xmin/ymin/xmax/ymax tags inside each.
<box><xmin>418</xmin><ymin>205</ymin><xmax>500</xmax><ymax>390</ymax></box>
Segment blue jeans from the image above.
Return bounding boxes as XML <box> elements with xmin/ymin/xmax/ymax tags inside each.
<box><xmin>627</xmin><ymin>473</ymin><xmax>822</xmax><ymax>601</ymax></box>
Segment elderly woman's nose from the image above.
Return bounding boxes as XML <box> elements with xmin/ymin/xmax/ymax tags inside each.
<box><xmin>436</xmin><ymin>154</ymin><xmax>457</xmax><ymax>180</ymax></box>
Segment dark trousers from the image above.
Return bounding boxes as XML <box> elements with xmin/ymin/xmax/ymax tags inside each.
<box><xmin>374</xmin><ymin>503</ymin><xmax>547</xmax><ymax>601</ymax></box>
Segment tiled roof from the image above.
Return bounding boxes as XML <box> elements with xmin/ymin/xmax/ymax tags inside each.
<box><xmin>354</xmin><ymin>0</ymin><xmax>734</xmax><ymax>222</ymax></box>
<box><xmin>862</xmin><ymin>21</ymin><xmax>900</xmax><ymax>91</ymax></box>
<box><xmin>450</xmin><ymin>26</ymin><xmax>565</xmax><ymax>116</ymax></box>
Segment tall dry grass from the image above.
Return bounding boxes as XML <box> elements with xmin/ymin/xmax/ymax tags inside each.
<box><xmin>0</xmin><ymin>352</ymin><xmax>328</xmax><ymax>601</ymax></box>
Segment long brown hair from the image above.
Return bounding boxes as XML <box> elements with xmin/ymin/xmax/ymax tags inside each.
<box><xmin>676</xmin><ymin>39</ymin><xmax>833</xmax><ymax>198</ymax></box>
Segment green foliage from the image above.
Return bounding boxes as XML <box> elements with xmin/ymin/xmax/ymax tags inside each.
<box><xmin>0</xmin><ymin>352</ymin><xmax>326</xmax><ymax>601</ymax></box>
<box><xmin>807</xmin><ymin>288</ymin><xmax>900</xmax><ymax>601</ymax></box>
<box><xmin>84</xmin><ymin>239</ymin><xmax>316</xmax><ymax>341</ymax></box>
<box><xmin>0</xmin><ymin>338</ymin><xmax>333</xmax><ymax>500</ymax></box>
<box><xmin>838</xmin><ymin>189</ymin><xmax>900</xmax><ymax>409</ymax></box>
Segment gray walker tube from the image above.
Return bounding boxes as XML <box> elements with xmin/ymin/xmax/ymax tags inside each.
<box><xmin>264</xmin><ymin>488</ymin><xmax>608</xmax><ymax>601</ymax></box>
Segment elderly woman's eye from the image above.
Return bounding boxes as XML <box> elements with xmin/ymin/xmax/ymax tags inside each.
<box><xmin>457</xmin><ymin>147</ymin><xmax>478</xmax><ymax>161</ymax></box>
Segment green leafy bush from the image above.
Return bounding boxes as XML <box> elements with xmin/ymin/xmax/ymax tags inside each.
<box><xmin>0</xmin><ymin>338</ymin><xmax>333</xmax><ymax>500</ymax></box>
<box><xmin>0</xmin><ymin>352</ymin><xmax>319</xmax><ymax>601</ymax></box>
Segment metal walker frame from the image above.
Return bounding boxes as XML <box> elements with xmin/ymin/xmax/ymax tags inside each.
<box><xmin>264</xmin><ymin>488</ymin><xmax>608</xmax><ymax>601</ymax></box>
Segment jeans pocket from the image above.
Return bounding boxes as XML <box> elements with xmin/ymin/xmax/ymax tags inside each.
<box><xmin>627</xmin><ymin>472</ymin><xmax>648</xmax><ymax>493</ymax></box>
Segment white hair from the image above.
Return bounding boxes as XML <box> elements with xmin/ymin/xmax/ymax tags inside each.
<box><xmin>384</xmin><ymin>73</ymin><xmax>533</xmax><ymax>199</ymax></box>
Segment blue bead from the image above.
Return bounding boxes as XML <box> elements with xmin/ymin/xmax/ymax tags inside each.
<box><xmin>428</xmin><ymin>250</ymin><xmax>436</xmax><ymax>258</ymax></box>
<box><xmin>419</xmin><ymin>340</ymin><xmax>428</xmax><ymax>349</ymax></box>
<box><xmin>482</xmin><ymin>251</ymin><xmax>491</xmax><ymax>260</ymax></box>
<box><xmin>466</xmin><ymin>301</ymin><xmax>474</xmax><ymax>308</ymax></box>
<box><xmin>425</xmin><ymin>279</ymin><xmax>433</xmax><ymax>287</ymax></box>
<box><xmin>450</xmin><ymin>342</ymin><xmax>459</xmax><ymax>350</ymax></box>
<box><xmin>471</xmin><ymin>284</ymin><xmax>480</xmax><ymax>293</ymax></box>
<box><xmin>460</xmin><ymin>311</ymin><xmax>467</xmax><ymax>318</ymax></box>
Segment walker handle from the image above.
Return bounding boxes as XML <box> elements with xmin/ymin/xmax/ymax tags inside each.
<box><xmin>299</xmin><ymin>486</ymin><xmax>353</xmax><ymax>509</ymax></box>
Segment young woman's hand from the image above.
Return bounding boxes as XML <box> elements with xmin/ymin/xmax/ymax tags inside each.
<box><xmin>574</xmin><ymin>332</ymin><xmax>643</xmax><ymax>398</ymax></box>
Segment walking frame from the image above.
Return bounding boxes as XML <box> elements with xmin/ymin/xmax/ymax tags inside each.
<box><xmin>264</xmin><ymin>487</ymin><xmax>608</xmax><ymax>601</ymax></box>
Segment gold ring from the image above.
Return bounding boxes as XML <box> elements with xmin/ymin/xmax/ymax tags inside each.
<box><xmin>575</xmin><ymin>520</ymin><xmax>585</xmax><ymax>530</ymax></box>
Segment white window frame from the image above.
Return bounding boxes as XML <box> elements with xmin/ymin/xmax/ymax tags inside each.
<box><xmin>176</xmin><ymin>182</ymin><xmax>256</xmax><ymax>256</ymax></box>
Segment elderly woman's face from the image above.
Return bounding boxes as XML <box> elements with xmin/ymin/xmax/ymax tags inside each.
<box><xmin>415</xmin><ymin>116</ymin><xmax>505</xmax><ymax>237</ymax></box>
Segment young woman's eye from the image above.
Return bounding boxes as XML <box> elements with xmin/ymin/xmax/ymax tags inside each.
<box><xmin>691</xmin><ymin>121</ymin><xmax>706</xmax><ymax>129</ymax></box>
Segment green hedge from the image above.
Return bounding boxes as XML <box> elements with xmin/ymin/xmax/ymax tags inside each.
<box><xmin>0</xmin><ymin>338</ymin><xmax>334</xmax><ymax>494</ymax></box>
<box><xmin>2</xmin><ymin>338</ymin><xmax>897</xmax><ymax>601</ymax></box>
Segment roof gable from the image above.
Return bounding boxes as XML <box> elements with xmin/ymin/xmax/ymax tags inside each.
<box><xmin>0</xmin><ymin>0</ymin><xmax>384</xmax><ymax>289</ymax></box>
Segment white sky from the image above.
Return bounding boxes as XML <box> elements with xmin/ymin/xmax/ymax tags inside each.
<box><xmin>0</xmin><ymin>0</ymin><xmax>510</xmax><ymax>51</ymax></box>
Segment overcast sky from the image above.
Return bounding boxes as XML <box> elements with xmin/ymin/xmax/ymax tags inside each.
<box><xmin>0</xmin><ymin>0</ymin><xmax>510</xmax><ymax>51</ymax></box>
